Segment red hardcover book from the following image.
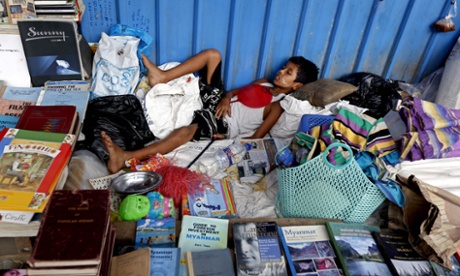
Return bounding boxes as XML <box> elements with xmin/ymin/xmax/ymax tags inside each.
<box><xmin>16</xmin><ymin>105</ymin><xmax>77</xmax><ymax>134</ymax></box>
<box><xmin>0</xmin><ymin>128</ymin><xmax>74</xmax><ymax>212</ymax></box>
<box><xmin>28</xmin><ymin>190</ymin><xmax>111</xmax><ymax>268</ymax></box>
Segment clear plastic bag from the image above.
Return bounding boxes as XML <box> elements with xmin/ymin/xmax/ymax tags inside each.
<box><xmin>64</xmin><ymin>150</ymin><xmax>109</xmax><ymax>190</ymax></box>
<box><xmin>434</xmin><ymin>1</ymin><xmax>457</xmax><ymax>32</ymax></box>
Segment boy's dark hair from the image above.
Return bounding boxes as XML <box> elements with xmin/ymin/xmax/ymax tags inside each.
<box><xmin>289</xmin><ymin>56</ymin><xmax>319</xmax><ymax>85</ymax></box>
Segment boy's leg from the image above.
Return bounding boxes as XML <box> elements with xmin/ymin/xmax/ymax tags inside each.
<box><xmin>102</xmin><ymin>124</ymin><xmax>198</xmax><ymax>173</ymax></box>
<box><xmin>143</xmin><ymin>48</ymin><xmax>222</xmax><ymax>87</ymax></box>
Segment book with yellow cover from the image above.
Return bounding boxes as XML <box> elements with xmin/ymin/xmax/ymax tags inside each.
<box><xmin>0</xmin><ymin>128</ymin><xmax>74</xmax><ymax>212</ymax></box>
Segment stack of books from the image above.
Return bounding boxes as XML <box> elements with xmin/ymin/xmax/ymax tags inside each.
<box><xmin>34</xmin><ymin>0</ymin><xmax>80</xmax><ymax>22</ymax></box>
<box><xmin>26</xmin><ymin>190</ymin><xmax>115</xmax><ymax>276</ymax></box>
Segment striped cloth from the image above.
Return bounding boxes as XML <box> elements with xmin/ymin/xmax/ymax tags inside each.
<box><xmin>399</xmin><ymin>96</ymin><xmax>460</xmax><ymax>161</ymax></box>
<box><xmin>309</xmin><ymin>107</ymin><xmax>398</xmax><ymax>161</ymax></box>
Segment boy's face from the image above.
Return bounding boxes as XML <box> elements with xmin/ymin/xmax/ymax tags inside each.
<box><xmin>272</xmin><ymin>61</ymin><xmax>303</xmax><ymax>91</ymax></box>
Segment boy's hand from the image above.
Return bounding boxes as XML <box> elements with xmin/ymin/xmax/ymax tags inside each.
<box><xmin>215</xmin><ymin>98</ymin><xmax>231</xmax><ymax>119</ymax></box>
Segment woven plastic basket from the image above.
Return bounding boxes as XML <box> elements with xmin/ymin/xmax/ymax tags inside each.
<box><xmin>276</xmin><ymin>143</ymin><xmax>385</xmax><ymax>223</ymax></box>
<box><xmin>298</xmin><ymin>114</ymin><xmax>335</xmax><ymax>133</ymax></box>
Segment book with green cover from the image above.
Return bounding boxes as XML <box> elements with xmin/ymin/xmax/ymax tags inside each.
<box><xmin>325</xmin><ymin>222</ymin><xmax>392</xmax><ymax>276</ymax></box>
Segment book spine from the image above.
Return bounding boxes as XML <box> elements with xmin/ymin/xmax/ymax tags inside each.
<box><xmin>185</xmin><ymin>251</ymin><xmax>195</xmax><ymax>276</ymax></box>
<box><xmin>371</xmin><ymin>232</ymin><xmax>399</xmax><ymax>276</ymax></box>
<box><xmin>325</xmin><ymin>222</ymin><xmax>350</xmax><ymax>276</ymax></box>
<box><xmin>278</xmin><ymin>226</ymin><xmax>297</xmax><ymax>276</ymax></box>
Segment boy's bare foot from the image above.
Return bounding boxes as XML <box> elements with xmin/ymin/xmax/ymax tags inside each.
<box><xmin>142</xmin><ymin>54</ymin><xmax>167</xmax><ymax>87</ymax></box>
<box><xmin>101</xmin><ymin>131</ymin><xmax>129</xmax><ymax>173</ymax></box>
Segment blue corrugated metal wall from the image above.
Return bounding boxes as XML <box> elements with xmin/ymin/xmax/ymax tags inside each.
<box><xmin>80</xmin><ymin>0</ymin><xmax>460</xmax><ymax>91</ymax></box>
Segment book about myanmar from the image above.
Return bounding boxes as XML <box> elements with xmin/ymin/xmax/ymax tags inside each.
<box><xmin>325</xmin><ymin>221</ymin><xmax>392</xmax><ymax>276</ymax></box>
<box><xmin>0</xmin><ymin>128</ymin><xmax>74</xmax><ymax>212</ymax></box>
<box><xmin>278</xmin><ymin>224</ymin><xmax>342</xmax><ymax>276</ymax></box>
<box><xmin>28</xmin><ymin>189</ymin><xmax>111</xmax><ymax>268</ymax></box>
<box><xmin>177</xmin><ymin>215</ymin><xmax>229</xmax><ymax>276</ymax></box>
<box><xmin>233</xmin><ymin>221</ymin><xmax>287</xmax><ymax>276</ymax></box>
<box><xmin>16</xmin><ymin>19</ymin><xmax>85</xmax><ymax>87</ymax></box>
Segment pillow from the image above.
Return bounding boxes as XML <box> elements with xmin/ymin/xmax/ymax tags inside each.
<box><xmin>289</xmin><ymin>78</ymin><xmax>357</xmax><ymax>107</ymax></box>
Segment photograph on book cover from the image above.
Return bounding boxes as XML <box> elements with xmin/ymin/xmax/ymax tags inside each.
<box><xmin>0</xmin><ymin>128</ymin><xmax>74</xmax><ymax>212</ymax></box>
<box><xmin>233</xmin><ymin>221</ymin><xmax>287</xmax><ymax>276</ymax></box>
<box><xmin>280</xmin><ymin>225</ymin><xmax>342</xmax><ymax>276</ymax></box>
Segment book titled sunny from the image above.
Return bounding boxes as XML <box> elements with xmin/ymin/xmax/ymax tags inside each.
<box><xmin>0</xmin><ymin>128</ymin><xmax>74</xmax><ymax>212</ymax></box>
<box><xmin>17</xmin><ymin>19</ymin><xmax>84</xmax><ymax>87</ymax></box>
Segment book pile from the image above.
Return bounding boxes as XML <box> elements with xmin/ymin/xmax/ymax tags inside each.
<box><xmin>34</xmin><ymin>0</ymin><xmax>81</xmax><ymax>22</ymax></box>
<box><xmin>27</xmin><ymin>190</ymin><xmax>115</xmax><ymax>276</ymax></box>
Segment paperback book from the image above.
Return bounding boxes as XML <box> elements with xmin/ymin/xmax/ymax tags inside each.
<box><xmin>326</xmin><ymin>222</ymin><xmax>392</xmax><ymax>276</ymax></box>
<box><xmin>233</xmin><ymin>221</ymin><xmax>287</xmax><ymax>276</ymax></box>
<box><xmin>17</xmin><ymin>19</ymin><xmax>85</xmax><ymax>87</ymax></box>
<box><xmin>1</xmin><ymin>86</ymin><xmax>42</xmax><ymax>102</ymax></box>
<box><xmin>36</xmin><ymin>89</ymin><xmax>90</xmax><ymax>123</ymax></box>
<box><xmin>0</xmin><ymin>26</ymin><xmax>31</xmax><ymax>87</ymax></box>
<box><xmin>110</xmin><ymin>247</ymin><xmax>150</xmax><ymax>276</ymax></box>
<box><xmin>0</xmin><ymin>128</ymin><xmax>75</xmax><ymax>212</ymax></box>
<box><xmin>177</xmin><ymin>215</ymin><xmax>229</xmax><ymax>276</ymax></box>
<box><xmin>185</xmin><ymin>248</ymin><xmax>235</xmax><ymax>276</ymax></box>
<box><xmin>183</xmin><ymin>178</ymin><xmax>237</xmax><ymax>219</ymax></box>
<box><xmin>373</xmin><ymin>230</ymin><xmax>434</xmax><ymax>276</ymax></box>
<box><xmin>135</xmin><ymin>217</ymin><xmax>176</xmax><ymax>249</ymax></box>
<box><xmin>279</xmin><ymin>225</ymin><xmax>342</xmax><ymax>276</ymax></box>
<box><xmin>150</xmin><ymin>247</ymin><xmax>181</xmax><ymax>276</ymax></box>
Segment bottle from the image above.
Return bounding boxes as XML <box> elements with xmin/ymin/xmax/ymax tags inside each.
<box><xmin>197</xmin><ymin>142</ymin><xmax>252</xmax><ymax>177</ymax></box>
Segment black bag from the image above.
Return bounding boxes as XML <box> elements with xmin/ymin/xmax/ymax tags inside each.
<box><xmin>77</xmin><ymin>94</ymin><xmax>156</xmax><ymax>163</ymax></box>
<box><xmin>340</xmin><ymin>72</ymin><xmax>401</xmax><ymax>119</ymax></box>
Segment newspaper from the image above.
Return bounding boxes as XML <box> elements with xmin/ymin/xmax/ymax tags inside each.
<box><xmin>236</xmin><ymin>137</ymin><xmax>285</xmax><ymax>185</ymax></box>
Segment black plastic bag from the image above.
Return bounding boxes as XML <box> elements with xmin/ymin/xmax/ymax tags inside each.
<box><xmin>77</xmin><ymin>94</ymin><xmax>156</xmax><ymax>163</ymax></box>
<box><xmin>340</xmin><ymin>72</ymin><xmax>401</xmax><ymax>119</ymax></box>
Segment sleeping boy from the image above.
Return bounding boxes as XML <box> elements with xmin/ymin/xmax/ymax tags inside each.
<box><xmin>101</xmin><ymin>48</ymin><xmax>319</xmax><ymax>173</ymax></box>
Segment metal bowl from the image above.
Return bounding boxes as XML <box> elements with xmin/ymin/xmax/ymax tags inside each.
<box><xmin>111</xmin><ymin>171</ymin><xmax>162</xmax><ymax>195</ymax></box>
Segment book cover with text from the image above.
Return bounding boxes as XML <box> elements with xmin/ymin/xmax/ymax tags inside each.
<box><xmin>0</xmin><ymin>128</ymin><xmax>74</xmax><ymax>212</ymax></box>
<box><xmin>233</xmin><ymin>221</ymin><xmax>287</xmax><ymax>276</ymax></box>
<box><xmin>178</xmin><ymin>215</ymin><xmax>229</xmax><ymax>276</ymax></box>
<box><xmin>279</xmin><ymin>225</ymin><xmax>342</xmax><ymax>276</ymax></box>
<box><xmin>17</xmin><ymin>19</ymin><xmax>84</xmax><ymax>87</ymax></box>
<box><xmin>326</xmin><ymin>222</ymin><xmax>392</xmax><ymax>276</ymax></box>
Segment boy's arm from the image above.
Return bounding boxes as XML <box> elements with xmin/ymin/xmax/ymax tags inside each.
<box><xmin>215</xmin><ymin>79</ymin><xmax>268</xmax><ymax>119</ymax></box>
<box><xmin>246</xmin><ymin>101</ymin><xmax>283</xmax><ymax>139</ymax></box>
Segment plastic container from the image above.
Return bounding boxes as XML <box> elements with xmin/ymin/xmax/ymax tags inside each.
<box><xmin>197</xmin><ymin>142</ymin><xmax>251</xmax><ymax>177</ymax></box>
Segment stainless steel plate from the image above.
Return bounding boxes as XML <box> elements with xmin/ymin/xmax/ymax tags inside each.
<box><xmin>111</xmin><ymin>171</ymin><xmax>162</xmax><ymax>195</ymax></box>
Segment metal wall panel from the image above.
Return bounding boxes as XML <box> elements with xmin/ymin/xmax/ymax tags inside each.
<box><xmin>80</xmin><ymin>0</ymin><xmax>460</xmax><ymax>90</ymax></box>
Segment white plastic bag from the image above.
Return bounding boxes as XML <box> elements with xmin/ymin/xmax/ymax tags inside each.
<box><xmin>90</xmin><ymin>32</ymin><xmax>140</xmax><ymax>98</ymax></box>
<box><xmin>436</xmin><ymin>35</ymin><xmax>460</xmax><ymax>108</ymax></box>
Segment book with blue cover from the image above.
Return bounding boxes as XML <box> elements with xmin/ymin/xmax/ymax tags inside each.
<box><xmin>1</xmin><ymin>86</ymin><xmax>42</xmax><ymax>102</ymax></box>
<box><xmin>36</xmin><ymin>89</ymin><xmax>90</xmax><ymax>123</ymax></box>
<box><xmin>279</xmin><ymin>225</ymin><xmax>342</xmax><ymax>276</ymax></box>
<box><xmin>233</xmin><ymin>221</ymin><xmax>287</xmax><ymax>276</ymax></box>
<box><xmin>150</xmin><ymin>247</ymin><xmax>181</xmax><ymax>276</ymax></box>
